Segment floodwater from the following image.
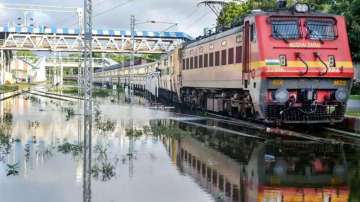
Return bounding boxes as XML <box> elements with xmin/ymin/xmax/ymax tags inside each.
<box><xmin>0</xmin><ymin>93</ymin><xmax>359</xmax><ymax>202</ymax></box>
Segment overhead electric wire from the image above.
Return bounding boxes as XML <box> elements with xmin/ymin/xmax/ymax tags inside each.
<box><xmin>61</xmin><ymin>0</ymin><xmax>134</xmax><ymax>27</ymax></box>
<box><xmin>182</xmin><ymin>7</ymin><xmax>200</xmax><ymax>22</ymax></box>
<box><xmin>57</xmin><ymin>0</ymin><xmax>108</xmax><ymax>27</ymax></box>
<box><xmin>183</xmin><ymin>11</ymin><xmax>210</xmax><ymax>30</ymax></box>
<box><xmin>93</xmin><ymin>0</ymin><xmax>133</xmax><ymax>19</ymax></box>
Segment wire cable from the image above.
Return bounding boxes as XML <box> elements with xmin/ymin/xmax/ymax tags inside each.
<box><xmin>183</xmin><ymin>12</ymin><xmax>210</xmax><ymax>30</ymax></box>
<box><xmin>93</xmin><ymin>0</ymin><xmax>133</xmax><ymax>19</ymax></box>
<box><xmin>57</xmin><ymin>0</ymin><xmax>108</xmax><ymax>27</ymax></box>
<box><xmin>61</xmin><ymin>0</ymin><xmax>134</xmax><ymax>27</ymax></box>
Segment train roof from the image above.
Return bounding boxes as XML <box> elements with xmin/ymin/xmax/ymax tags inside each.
<box><xmin>185</xmin><ymin>26</ymin><xmax>242</xmax><ymax>49</ymax></box>
<box><xmin>185</xmin><ymin>8</ymin><xmax>340</xmax><ymax>49</ymax></box>
<box><xmin>94</xmin><ymin>59</ymin><xmax>155</xmax><ymax>73</ymax></box>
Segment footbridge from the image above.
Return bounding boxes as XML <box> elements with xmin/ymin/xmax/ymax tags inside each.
<box><xmin>0</xmin><ymin>26</ymin><xmax>192</xmax><ymax>53</ymax></box>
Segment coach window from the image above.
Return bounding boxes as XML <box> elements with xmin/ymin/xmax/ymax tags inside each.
<box><xmin>182</xmin><ymin>59</ymin><xmax>186</xmax><ymax>70</ymax></box>
<box><xmin>236</xmin><ymin>46</ymin><xmax>242</xmax><ymax>63</ymax></box>
<box><xmin>215</xmin><ymin>51</ymin><xmax>220</xmax><ymax>66</ymax></box>
<box><xmin>190</xmin><ymin>57</ymin><xmax>194</xmax><ymax>69</ymax></box>
<box><xmin>204</xmin><ymin>54</ymin><xmax>209</xmax><ymax>67</ymax></box>
<box><xmin>221</xmin><ymin>50</ymin><xmax>227</xmax><ymax>65</ymax></box>
<box><xmin>228</xmin><ymin>48</ymin><xmax>234</xmax><ymax>65</ymax></box>
<box><xmin>209</xmin><ymin>53</ymin><xmax>214</xmax><ymax>67</ymax></box>
<box><xmin>199</xmin><ymin>55</ymin><xmax>203</xmax><ymax>68</ymax></box>
<box><xmin>186</xmin><ymin>58</ymin><xmax>190</xmax><ymax>70</ymax></box>
<box><xmin>194</xmin><ymin>56</ymin><xmax>198</xmax><ymax>69</ymax></box>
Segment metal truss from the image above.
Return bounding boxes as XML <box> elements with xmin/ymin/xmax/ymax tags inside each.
<box><xmin>0</xmin><ymin>33</ymin><xmax>183</xmax><ymax>53</ymax></box>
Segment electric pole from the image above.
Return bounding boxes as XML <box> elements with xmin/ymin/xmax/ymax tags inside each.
<box><xmin>83</xmin><ymin>0</ymin><xmax>92</xmax><ymax>202</ymax></box>
<box><xmin>129</xmin><ymin>15</ymin><xmax>135</xmax><ymax>99</ymax></box>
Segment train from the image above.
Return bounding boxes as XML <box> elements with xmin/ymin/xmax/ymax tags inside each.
<box><xmin>159</xmin><ymin>120</ymin><xmax>349</xmax><ymax>202</ymax></box>
<box><xmin>94</xmin><ymin>2</ymin><xmax>354</xmax><ymax>124</ymax></box>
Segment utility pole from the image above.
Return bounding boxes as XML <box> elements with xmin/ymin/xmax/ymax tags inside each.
<box><xmin>83</xmin><ymin>0</ymin><xmax>92</xmax><ymax>202</ymax></box>
<box><xmin>1</xmin><ymin>50</ymin><xmax>4</xmax><ymax>85</ymax></box>
<box><xmin>59</xmin><ymin>52</ymin><xmax>64</xmax><ymax>86</ymax></box>
<box><xmin>77</xmin><ymin>8</ymin><xmax>84</xmax><ymax>96</ymax></box>
<box><xmin>129</xmin><ymin>15</ymin><xmax>135</xmax><ymax>99</ymax></box>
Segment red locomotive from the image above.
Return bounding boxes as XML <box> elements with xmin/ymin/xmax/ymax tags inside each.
<box><xmin>94</xmin><ymin>2</ymin><xmax>354</xmax><ymax>125</ymax></box>
<box><xmin>179</xmin><ymin>2</ymin><xmax>354</xmax><ymax>124</ymax></box>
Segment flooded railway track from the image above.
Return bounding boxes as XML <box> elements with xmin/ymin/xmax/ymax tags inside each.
<box><xmin>3</xmin><ymin>90</ymin><xmax>360</xmax><ymax>146</ymax></box>
<box><xmin>169</xmin><ymin>110</ymin><xmax>360</xmax><ymax>146</ymax></box>
<box><xmin>1</xmin><ymin>93</ymin><xmax>357</xmax><ymax>202</ymax></box>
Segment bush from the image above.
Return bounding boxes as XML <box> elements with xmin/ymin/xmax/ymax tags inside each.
<box><xmin>351</xmin><ymin>85</ymin><xmax>360</xmax><ymax>95</ymax></box>
<box><xmin>0</xmin><ymin>85</ymin><xmax>19</xmax><ymax>93</ymax></box>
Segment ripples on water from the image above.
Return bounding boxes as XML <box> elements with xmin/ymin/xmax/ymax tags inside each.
<box><xmin>0</xmin><ymin>94</ymin><xmax>359</xmax><ymax>202</ymax></box>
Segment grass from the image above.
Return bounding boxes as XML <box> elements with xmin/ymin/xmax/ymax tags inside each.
<box><xmin>0</xmin><ymin>85</ymin><xmax>19</xmax><ymax>94</ymax></box>
<box><xmin>49</xmin><ymin>86</ymin><xmax>79</xmax><ymax>95</ymax></box>
<box><xmin>62</xmin><ymin>87</ymin><xmax>79</xmax><ymax>95</ymax></box>
<box><xmin>350</xmin><ymin>95</ymin><xmax>360</xmax><ymax>100</ymax></box>
<box><xmin>0</xmin><ymin>82</ymin><xmax>46</xmax><ymax>93</ymax></box>
<box><xmin>346</xmin><ymin>110</ymin><xmax>360</xmax><ymax>117</ymax></box>
<box><xmin>63</xmin><ymin>80</ymin><xmax>78</xmax><ymax>86</ymax></box>
<box><xmin>49</xmin><ymin>86</ymin><xmax>124</xmax><ymax>97</ymax></box>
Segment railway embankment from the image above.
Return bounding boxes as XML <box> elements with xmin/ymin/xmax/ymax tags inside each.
<box><xmin>343</xmin><ymin>116</ymin><xmax>360</xmax><ymax>133</ymax></box>
<box><xmin>0</xmin><ymin>90</ymin><xmax>23</xmax><ymax>101</ymax></box>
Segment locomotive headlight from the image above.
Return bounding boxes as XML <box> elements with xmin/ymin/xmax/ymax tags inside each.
<box><xmin>275</xmin><ymin>89</ymin><xmax>289</xmax><ymax>104</ymax></box>
<box><xmin>335</xmin><ymin>88</ymin><xmax>348</xmax><ymax>102</ymax></box>
<box><xmin>294</xmin><ymin>3</ymin><xmax>309</xmax><ymax>13</ymax></box>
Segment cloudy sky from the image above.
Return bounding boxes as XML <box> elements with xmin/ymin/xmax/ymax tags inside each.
<box><xmin>0</xmin><ymin>0</ymin><xmax>217</xmax><ymax>37</ymax></box>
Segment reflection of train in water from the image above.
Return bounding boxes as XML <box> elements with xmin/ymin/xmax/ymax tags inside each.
<box><xmin>159</xmin><ymin>122</ymin><xmax>349</xmax><ymax>202</ymax></box>
<box><xmin>94</xmin><ymin>2</ymin><xmax>354</xmax><ymax>125</ymax></box>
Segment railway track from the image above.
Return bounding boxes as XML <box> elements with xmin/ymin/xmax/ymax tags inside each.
<box><xmin>32</xmin><ymin>90</ymin><xmax>83</xmax><ymax>100</ymax></box>
<box><xmin>168</xmin><ymin>109</ymin><xmax>360</xmax><ymax>146</ymax></box>
<box><xmin>26</xmin><ymin>91</ymin><xmax>77</xmax><ymax>102</ymax></box>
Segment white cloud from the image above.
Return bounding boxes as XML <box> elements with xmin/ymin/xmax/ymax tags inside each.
<box><xmin>0</xmin><ymin>0</ymin><xmax>217</xmax><ymax>37</ymax></box>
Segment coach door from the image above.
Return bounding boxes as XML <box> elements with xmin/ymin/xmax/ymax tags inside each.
<box><xmin>242</xmin><ymin>20</ymin><xmax>250</xmax><ymax>88</ymax></box>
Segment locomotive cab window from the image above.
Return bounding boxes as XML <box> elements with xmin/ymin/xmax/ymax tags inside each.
<box><xmin>271</xmin><ymin>20</ymin><xmax>300</xmax><ymax>40</ymax></box>
<box><xmin>250</xmin><ymin>24</ymin><xmax>256</xmax><ymax>42</ymax></box>
<box><xmin>306</xmin><ymin>19</ymin><xmax>336</xmax><ymax>40</ymax></box>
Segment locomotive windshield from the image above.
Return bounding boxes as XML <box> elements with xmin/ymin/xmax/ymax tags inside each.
<box><xmin>264</xmin><ymin>142</ymin><xmax>347</xmax><ymax>186</ymax></box>
<box><xmin>271</xmin><ymin>20</ymin><xmax>300</xmax><ymax>40</ymax></box>
<box><xmin>306</xmin><ymin>19</ymin><xmax>336</xmax><ymax>40</ymax></box>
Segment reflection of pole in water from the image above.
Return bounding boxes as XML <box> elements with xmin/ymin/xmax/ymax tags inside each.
<box><xmin>128</xmin><ymin>119</ymin><xmax>134</xmax><ymax>179</ymax></box>
<box><xmin>128</xmin><ymin>138</ymin><xmax>134</xmax><ymax>179</ymax></box>
<box><xmin>0</xmin><ymin>99</ymin><xmax>3</xmax><ymax>121</ymax></box>
<box><xmin>78</xmin><ymin>108</ymin><xmax>82</xmax><ymax>145</ymax></box>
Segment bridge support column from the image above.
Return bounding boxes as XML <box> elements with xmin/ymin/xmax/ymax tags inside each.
<box><xmin>59</xmin><ymin>52</ymin><xmax>64</xmax><ymax>86</ymax></box>
<box><xmin>0</xmin><ymin>50</ymin><xmax>4</xmax><ymax>85</ymax></box>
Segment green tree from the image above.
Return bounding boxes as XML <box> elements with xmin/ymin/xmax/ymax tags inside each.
<box><xmin>216</xmin><ymin>0</ymin><xmax>335</xmax><ymax>28</ymax></box>
<box><xmin>330</xmin><ymin>0</ymin><xmax>360</xmax><ymax>61</ymax></box>
<box><xmin>108</xmin><ymin>54</ymin><xmax>131</xmax><ymax>63</ymax></box>
<box><xmin>15</xmin><ymin>50</ymin><xmax>35</xmax><ymax>57</ymax></box>
<box><xmin>216</xmin><ymin>0</ymin><xmax>360</xmax><ymax>61</ymax></box>
<box><xmin>217</xmin><ymin>0</ymin><xmax>281</xmax><ymax>28</ymax></box>
<box><xmin>216</xmin><ymin>2</ymin><xmax>252</xmax><ymax>28</ymax></box>
<box><xmin>141</xmin><ymin>53</ymin><xmax>161</xmax><ymax>62</ymax></box>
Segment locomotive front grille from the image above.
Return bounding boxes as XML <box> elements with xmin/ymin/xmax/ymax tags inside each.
<box><xmin>265</xmin><ymin>104</ymin><xmax>346</xmax><ymax>123</ymax></box>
